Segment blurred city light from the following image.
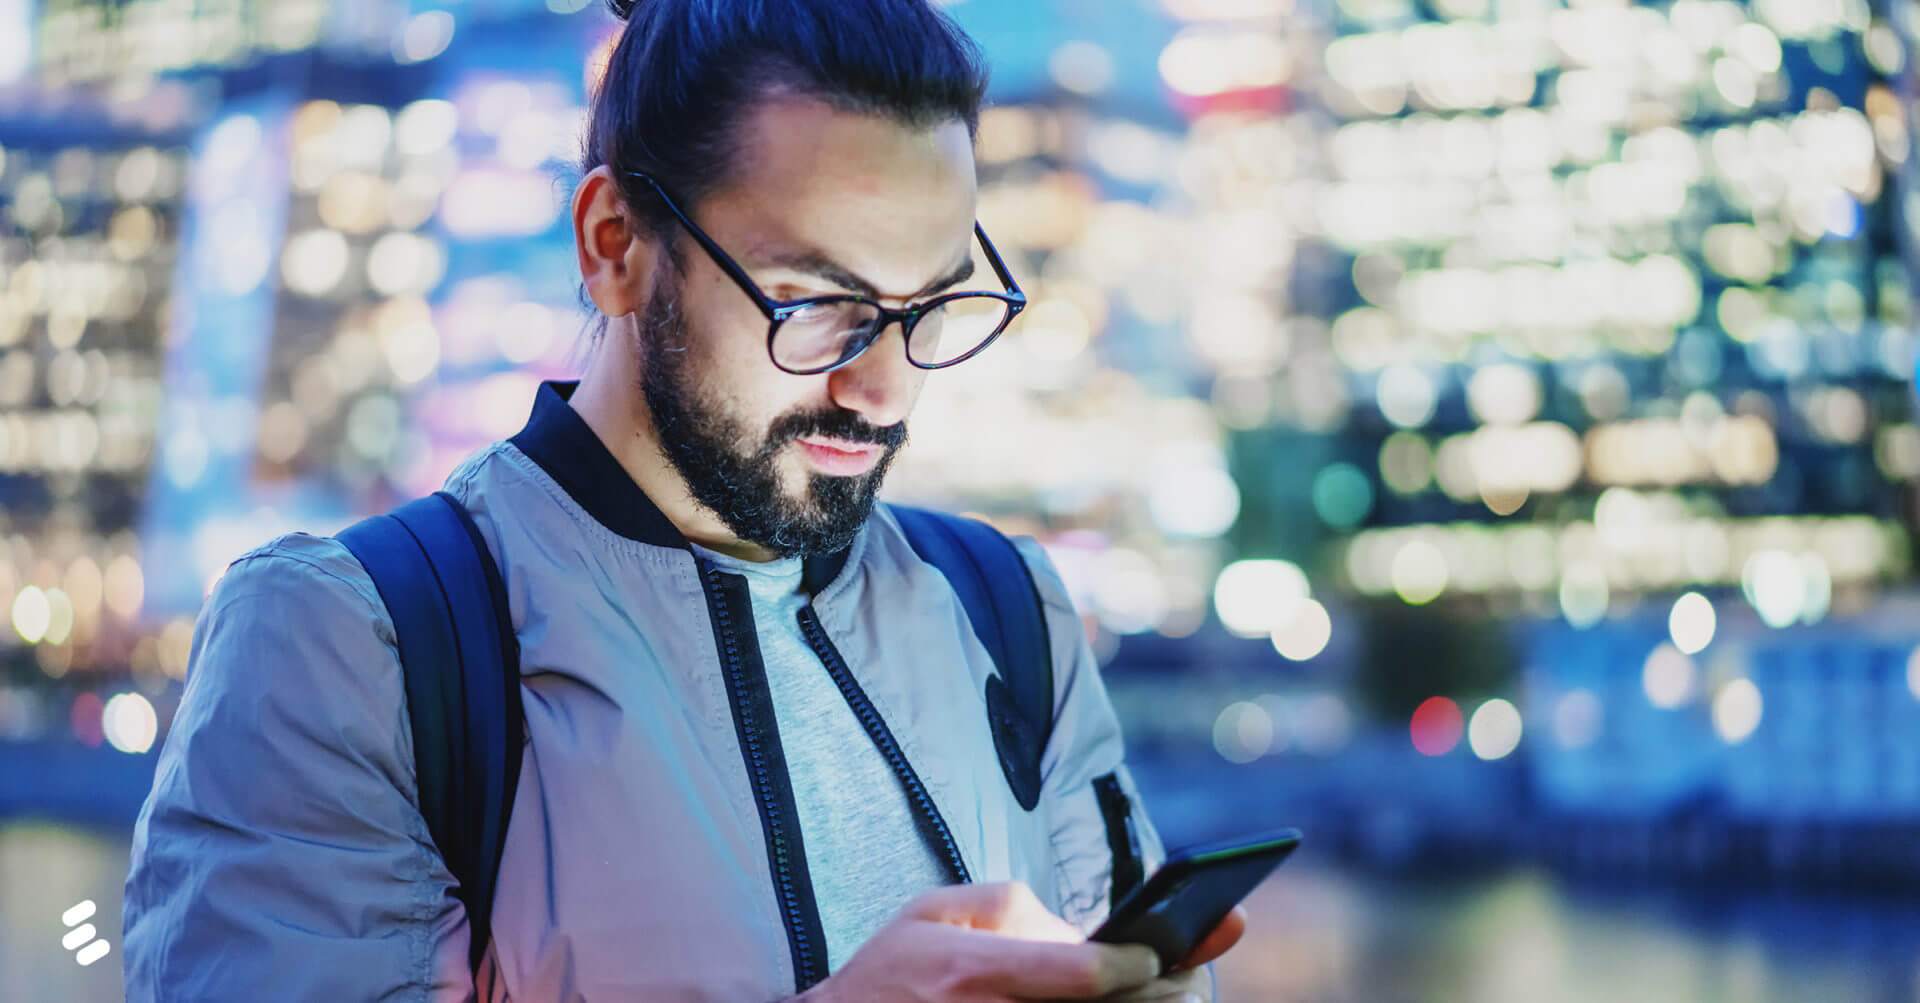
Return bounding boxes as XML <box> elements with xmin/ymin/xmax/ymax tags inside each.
<box><xmin>1212</xmin><ymin>559</ymin><xmax>1310</xmax><ymax>637</ymax></box>
<box><xmin>1468</xmin><ymin>698</ymin><xmax>1523</xmax><ymax>761</ymax></box>
<box><xmin>1270</xmin><ymin>598</ymin><xmax>1332</xmax><ymax>662</ymax></box>
<box><xmin>1311</xmin><ymin>463</ymin><xmax>1373</xmax><ymax>530</ymax></box>
<box><xmin>1048</xmin><ymin>40</ymin><xmax>1115</xmax><ymax>96</ymax></box>
<box><xmin>395</xmin><ymin>10</ymin><xmax>456</xmax><ymax>64</ymax></box>
<box><xmin>1668</xmin><ymin>592</ymin><xmax>1716</xmax><ymax>655</ymax></box>
<box><xmin>1643</xmin><ymin>643</ymin><xmax>1698</xmax><ymax>709</ymax></box>
<box><xmin>1742</xmin><ymin>550</ymin><xmax>1807</xmax><ymax>627</ymax></box>
<box><xmin>1712</xmin><ymin>678</ymin><xmax>1764</xmax><ymax>745</ymax></box>
<box><xmin>41</xmin><ymin>588</ymin><xmax>73</xmax><ymax>646</ymax></box>
<box><xmin>1390</xmin><ymin>539</ymin><xmax>1448</xmax><ymax>605</ymax></box>
<box><xmin>1149</xmin><ymin>463</ymin><xmax>1241</xmax><ymax>539</ymax></box>
<box><xmin>69</xmin><ymin>693</ymin><xmax>103</xmax><ymax>748</ymax></box>
<box><xmin>102</xmin><ymin>693</ymin><xmax>158</xmax><ymax>755</ymax></box>
<box><xmin>1410</xmin><ymin>696</ymin><xmax>1464</xmax><ymax>757</ymax></box>
<box><xmin>11</xmin><ymin>585</ymin><xmax>49</xmax><ymax>644</ymax></box>
<box><xmin>1213</xmin><ymin>700</ymin><xmax>1275</xmax><ymax>764</ymax></box>
<box><xmin>1377</xmin><ymin>364</ymin><xmax>1438</xmax><ymax>429</ymax></box>
<box><xmin>1557</xmin><ymin>564</ymin><xmax>1610</xmax><ymax>628</ymax></box>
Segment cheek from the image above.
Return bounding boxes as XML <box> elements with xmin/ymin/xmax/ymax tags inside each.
<box><xmin>678</xmin><ymin>282</ymin><xmax>801</xmax><ymax>417</ymax></box>
<box><xmin>904</xmin><ymin>368</ymin><xmax>931</xmax><ymax>412</ymax></box>
<box><xmin>701</xmin><ymin>358</ymin><xmax>824</xmax><ymax>452</ymax></box>
<box><xmin>686</xmin><ymin>280</ymin><xmax>773</xmax><ymax>371</ymax></box>
<box><xmin>675</xmin><ymin>278</ymin><xmax>852</xmax><ymax>442</ymax></box>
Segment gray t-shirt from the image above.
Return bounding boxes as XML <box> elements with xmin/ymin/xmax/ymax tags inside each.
<box><xmin>694</xmin><ymin>545</ymin><xmax>950</xmax><ymax>971</ymax></box>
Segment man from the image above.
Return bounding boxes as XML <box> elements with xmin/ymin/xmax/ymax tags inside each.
<box><xmin>123</xmin><ymin>0</ymin><xmax>1244</xmax><ymax>999</ymax></box>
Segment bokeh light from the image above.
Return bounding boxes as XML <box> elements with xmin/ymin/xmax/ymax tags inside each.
<box><xmin>1468</xmin><ymin>698</ymin><xmax>1523</xmax><ymax>761</ymax></box>
<box><xmin>103</xmin><ymin>693</ymin><xmax>158</xmax><ymax>755</ymax></box>
<box><xmin>1558</xmin><ymin>564</ymin><xmax>1610</xmax><ymax>628</ymax></box>
<box><xmin>1378</xmin><ymin>364</ymin><xmax>1438</xmax><ymax>428</ymax></box>
<box><xmin>1742</xmin><ymin>550</ymin><xmax>1806</xmax><ymax>628</ymax></box>
<box><xmin>11</xmin><ymin>586</ymin><xmax>49</xmax><ymax>644</ymax></box>
<box><xmin>1712</xmin><ymin>678</ymin><xmax>1763</xmax><ymax>745</ymax></box>
<box><xmin>1312</xmin><ymin>463</ymin><xmax>1373</xmax><ymax>529</ymax></box>
<box><xmin>41</xmin><ymin>589</ymin><xmax>74</xmax><ymax>646</ymax></box>
<box><xmin>1410</xmin><ymin>696</ymin><xmax>1465</xmax><ymax>757</ymax></box>
<box><xmin>1643</xmin><ymin>643</ymin><xmax>1697</xmax><ymax>709</ymax></box>
<box><xmin>1213</xmin><ymin>700</ymin><xmax>1275</xmax><ymax>764</ymax></box>
<box><xmin>1149</xmin><ymin>464</ymin><xmax>1242</xmax><ymax>539</ymax></box>
<box><xmin>1212</xmin><ymin>559</ymin><xmax>1310</xmax><ymax>637</ymax></box>
<box><xmin>70</xmin><ymin>693</ymin><xmax>104</xmax><ymax>748</ymax></box>
<box><xmin>1391</xmin><ymin>539</ymin><xmax>1448</xmax><ymax>605</ymax></box>
<box><xmin>1668</xmin><ymin>592</ymin><xmax>1716</xmax><ymax>655</ymax></box>
<box><xmin>1271</xmin><ymin>598</ymin><xmax>1332</xmax><ymax>662</ymax></box>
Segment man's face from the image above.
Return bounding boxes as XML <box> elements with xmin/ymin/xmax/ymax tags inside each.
<box><xmin>633</xmin><ymin>96</ymin><xmax>980</xmax><ymax>558</ymax></box>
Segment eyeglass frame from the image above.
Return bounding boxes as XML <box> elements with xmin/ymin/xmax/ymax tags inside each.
<box><xmin>624</xmin><ymin>171</ymin><xmax>1027</xmax><ymax>375</ymax></box>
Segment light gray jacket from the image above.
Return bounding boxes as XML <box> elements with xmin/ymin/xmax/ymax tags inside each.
<box><xmin>123</xmin><ymin>381</ymin><xmax>1166</xmax><ymax>1001</ymax></box>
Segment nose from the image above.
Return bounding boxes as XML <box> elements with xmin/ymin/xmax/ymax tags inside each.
<box><xmin>826</xmin><ymin>320</ymin><xmax>923</xmax><ymax>430</ymax></box>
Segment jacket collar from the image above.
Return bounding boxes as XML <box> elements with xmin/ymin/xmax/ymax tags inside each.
<box><xmin>510</xmin><ymin>380</ymin><xmax>688</xmax><ymax>549</ymax></box>
<box><xmin>509</xmin><ymin>380</ymin><xmax>855</xmax><ymax>590</ymax></box>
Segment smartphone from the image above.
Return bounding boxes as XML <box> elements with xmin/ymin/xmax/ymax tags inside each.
<box><xmin>1088</xmin><ymin>828</ymin><xmax>1301</xmax><ymax>971</ymax></box>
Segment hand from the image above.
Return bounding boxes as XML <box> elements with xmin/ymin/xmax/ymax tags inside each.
<box><xmin>1088</xmin><ymin>906</ymin><xmax>1247</xmax><ymax>1003</ymax></box>
<box><xmin>801</xmin><ymin>882</ymin><xmax>1162</xmax><ymax>1003</ymax></box>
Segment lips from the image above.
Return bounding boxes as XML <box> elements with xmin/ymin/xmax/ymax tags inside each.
<box><xmin>795</xmin><ymin>436</ymin><xmax>884</xmax><ymax>477</ymax></box>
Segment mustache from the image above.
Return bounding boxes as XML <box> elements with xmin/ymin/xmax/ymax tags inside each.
<box><xmin>767</xmin><ymin>407</ymin><xmax>907</xmax><ymax>452</ymax></box>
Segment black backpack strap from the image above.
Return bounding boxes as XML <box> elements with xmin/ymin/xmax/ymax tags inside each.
<box><xmin>889</xmin><ymin>505</ymin><xmax>1053</xmax><ymax>812</ymax></box>
<box><xmin>337</xmin><ymin>491</ymin><xmax>523</xmax><ymax>977</ymax></box>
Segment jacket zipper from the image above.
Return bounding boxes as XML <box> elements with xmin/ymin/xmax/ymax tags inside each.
<box><xmin>700</xmin><ymin>563</ymin><xmax>824</xmax><ymax>991</ymax></box>
<box><xmin>797</xmin><ymin>604</ymin><xmax>972</xmax><ymax>885</ymax></box>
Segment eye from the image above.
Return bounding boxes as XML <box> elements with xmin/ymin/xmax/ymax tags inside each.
<box><xmin>787</xmin><ymin>302</ymin><xmax>838</xmax><ymax>323</ymax></box>
<box><xmin>781</xmin><ymin>302</ymin><xmax>853</xmax><ymax>334</ymax></box>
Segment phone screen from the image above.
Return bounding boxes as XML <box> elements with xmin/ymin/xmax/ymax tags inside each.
<box><xmin>1088</xmin><ymin>828</ymin><xmax>1301</xmax><ymax>971</ymax></box>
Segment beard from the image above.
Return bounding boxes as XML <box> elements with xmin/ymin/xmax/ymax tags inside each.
<box><xmin>635</xmin><ymin>282</ymin><xmax>907</xmax><ymax>559</ymax></box>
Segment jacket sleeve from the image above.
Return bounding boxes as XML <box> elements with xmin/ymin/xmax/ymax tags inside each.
<box><xmin>1010</xmin><ymin>536</ymin><xmax>1168</xmax><ymax>934</ymax></box>
<box><xmin>122</xmin><ymin>534</ymin><xmax>473</xmax><ymax>1002</ymax></box>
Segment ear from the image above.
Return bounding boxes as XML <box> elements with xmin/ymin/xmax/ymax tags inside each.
<box><xmin>573</xmin><ymin>165</ymin><xmax>655</xmax><ymax>319</ymax></box>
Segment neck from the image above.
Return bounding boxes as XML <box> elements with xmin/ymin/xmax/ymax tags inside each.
<box><xmin>568</xmin><ymin>334</ymin><xmax>780</xmax><ymax>563</ymax></box>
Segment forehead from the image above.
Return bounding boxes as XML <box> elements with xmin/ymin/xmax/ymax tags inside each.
<box><xmin>702</xmin><ymin>95</ymin><xmax>979</xmax><ymax>295</ymax></box>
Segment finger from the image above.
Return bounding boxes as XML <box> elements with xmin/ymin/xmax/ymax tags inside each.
<box><xmin>1170</xmin><ymin>905</ymin><xmax>1246</xmax><ymax>971</ymax></box>
<box><xmin>995</xmin><ymin>890</ymin><xmax>1085</xmax><ymax>944</ymax></box>
<box><xmin>904</xmin><ymin>882</ymin><xmax>1082</xmax><ymax>942</ymax></box>
<box><xmin>948</xmin><ymin>930</ymin><xmax>1160</xmax><ymax>999</ymax></box>
<box><xmin>903</xmin><ymin>881</ymin><xmax>1034</xmax><ymax>928</ymax></box>
<box><xmin>903</xmin><ymin>880</ymin><xmax>1004</xmax><ymax>917</ymax></box>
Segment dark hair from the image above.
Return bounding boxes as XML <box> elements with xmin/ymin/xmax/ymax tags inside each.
<box><xmin>585</xmin><ymin>0</ymin><xmax>988</xmax><ymax>257</ymax></box>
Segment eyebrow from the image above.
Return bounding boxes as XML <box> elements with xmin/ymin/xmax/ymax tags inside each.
<box><xmin>759</xmin><ymin>247</ymin><xmax>977</xmax><ymax>302</ymax></box>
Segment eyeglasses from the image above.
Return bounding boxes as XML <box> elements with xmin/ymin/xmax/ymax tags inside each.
<box><xmin>626</xmin><ymin>171</ymin><xmax>1026</xmax><ymax>376</ymax></box>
